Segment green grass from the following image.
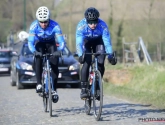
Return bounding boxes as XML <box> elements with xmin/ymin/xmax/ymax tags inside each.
<box><xmin>103</xmin><ymin>63</ymin><xmax>165</xmax><ymax>109</ymax></box>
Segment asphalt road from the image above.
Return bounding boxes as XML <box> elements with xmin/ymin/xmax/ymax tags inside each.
<box><xmin>0</xmin><ymin>74</ymin><xmax>165</xmax><ymax>125</ymax></box>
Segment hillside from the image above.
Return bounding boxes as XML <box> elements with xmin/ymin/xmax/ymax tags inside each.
<box><xmin>54</xmin><ymin>0</ymin><xmax>165</xmax><ymax>58</ymax></box>
<box><xmin>55</xmin><ymin>0</ymin><xmax>165</xmax><ymax>21</ymax></box>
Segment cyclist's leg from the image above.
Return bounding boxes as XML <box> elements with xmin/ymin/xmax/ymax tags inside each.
<box><xmin>51</xmin><ymin>66</ymin><xmax>59</xmax><ymax>90</ymax></box>
<box><xmin>46</xmin><ymin>42</ymin><xmax>59</xmax><ymax>90</ymax></box>
<box><xmin>35</xmin><ymin>42</ymin><xmax>44</xmax><ymax>92</ymax></box>
<box><xmin>93</xmin><ymin>38</ymin><xmax>106</xmax><ymax>100</ymax></box>
<box><xmin>80</xmin><ymin>62</ymin><xmax>90</xmax><ymax>99</ymax></box>
<box><xmin>80</xmin><ymin>40</ymin><xmax>92</xmax><ymax>99</ymax></box>
<box><xmin>92</xmin><ymin>37</ymin><xmax>106</xmax><ymax>77</ymax></box>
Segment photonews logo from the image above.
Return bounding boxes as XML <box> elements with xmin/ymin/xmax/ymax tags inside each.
<box><xmin>138</xmin><ymin>117</ymin><xmax>165</xmax><ymax>122</ymax></box>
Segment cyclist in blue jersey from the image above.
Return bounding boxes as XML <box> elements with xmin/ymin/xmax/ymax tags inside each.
<box><xmin>28</xmin><ymin>6</ymin><xmax>65</xmax><ymax>102</ymax></box>
<box><xmin>76</xmin><ymin>7</ymin><xmax>117</xmax><ymax>99</ymax></box>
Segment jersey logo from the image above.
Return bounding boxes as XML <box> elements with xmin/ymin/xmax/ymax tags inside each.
<box><xmin>30</xmin><ymin>23</ymin><xmax>37</xmax><ymax>30</ymax></box>
<box><xmin>77</xmin><ymin>24</ymin><xmax>86</xmax><ymax>31</ymax></box>
<box><xmin>55</xmin><ymin>26</ymin><xmax>61</xmax><ymax>31</ymax></box>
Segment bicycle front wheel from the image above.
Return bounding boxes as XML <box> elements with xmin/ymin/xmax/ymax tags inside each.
<box><xmin>42</xmin><ymin>70</ymin><xmax>48</xmax><ymax>112</ymax></box>
<box><xmin>93</xmin><ymin>70</ymin><xmax>103</xmax><ymax>121</ymax></box>
<box><xmin>47</xmin><ymin>70</ymin><xmax>52</xmax><ymax>117</ymax></box>
<box><xmin>43</xmin><ymin>94</ymin><xmax>48</xmax><ymax>112</ymax></box>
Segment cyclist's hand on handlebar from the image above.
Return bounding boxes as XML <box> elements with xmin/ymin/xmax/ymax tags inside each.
<box><xmin>52</xmin><ymin>51</ymin><xmax>61</xmax><ymax>57</ymax></box>
<box><xmin>108</xmin><ymin>52</ymin><xmax>117</xmax><ymax>65</ymax></box>
<box><xmin>34</xmin><ymin>51</ymin><xmax>42</xmax><ymax>57</ymax></box>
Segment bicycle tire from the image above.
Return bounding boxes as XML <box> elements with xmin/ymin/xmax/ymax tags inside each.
<box><xmin>42</xmin><ymin>69</ymin><xmax>48</xmax><ymax>112</ymax></box>
<box><xmin>43</xmin><ymin>95</ymin><xmax>48</xmax><ymax>112</ymax></box>
<box><xmin>93</xmin><ymin>70</ymin><xmax>103</xmax><ymax>121</ymax></box>
<box><xmin>47</xmin><ymin>64</ymin><xmax>52</xmax><ymax>117</ymax></box>
<box><xmin>84</xmin><ymin>84</ymin><xmax>92</xmax><ymax>115</ymax></box>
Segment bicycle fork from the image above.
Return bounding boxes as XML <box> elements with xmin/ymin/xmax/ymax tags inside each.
<box><xmin>45</xmin><ymin>60</ymin><xmax>54</xmax><ymax>93</ymax></box>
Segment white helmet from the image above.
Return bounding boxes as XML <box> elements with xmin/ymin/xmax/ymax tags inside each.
<box><xmin>36</xmin><ymin>6</ymin><xmax>50</xmax><ymax>21</ymax></box>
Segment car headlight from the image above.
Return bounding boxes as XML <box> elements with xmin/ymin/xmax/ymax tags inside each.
<box><xmin>19</xmin><ymin>62</ymin><xmax>33</xmax><ymax>70</ymax></box>
<box><xmin>69</xmin><ymin>63</ymin><xmax>80</xmax><ymax>71</ymax></box>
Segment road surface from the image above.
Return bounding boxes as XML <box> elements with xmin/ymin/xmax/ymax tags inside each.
<box><xmin>0</xmin><ymin>75</ymin><xmax>165</xmax><ymax>125</ymax></box>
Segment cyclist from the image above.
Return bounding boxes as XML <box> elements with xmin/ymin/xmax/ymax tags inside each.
<box><xmin>28</xmin><ymin>6</ymin><xmax>65</xmax><ymax>102</ymax></box>
<box><xmin>76</xmin><ymin>7</ymin><xmax>117</xmax><ymax>99</ymax></box>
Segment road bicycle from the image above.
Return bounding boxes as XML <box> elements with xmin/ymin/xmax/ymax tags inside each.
<box><xmin>84</xmin><ymin>52</ymin><xmax>115</xmax><ymax>121</ymax></box>
<box><xmin>39</xmin><ymin>53</ymin><xmax>62</xmax><ymax>117</ymax></box>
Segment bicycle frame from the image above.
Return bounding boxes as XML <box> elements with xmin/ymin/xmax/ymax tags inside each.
<box><xmin>43</xmin><ymin>55</ymin><xmax>54</xmax><ymax>93</ymax></box>
<box><xmin>91</xmin><ymin>57</ymin><xmax>98</xmax><ymax>96</ymax></box>
<box><xmin>84</xmin><ymin>52</ymin><xmax>111</xmax><ymax>121</ymax></box>
<box><xmin>41</xmin><ymin>52</ymin><xmax>62</xmax><ymax>117</ymax></box>
<box><xmin>42</xmin><ymin>54</ymin><xmax>54</xmax><ymax>117</ymax></box>
<box><xmin>86</xmin><ymin>53</ymin><xmax>108</xmax><ymax>96</ymax></box>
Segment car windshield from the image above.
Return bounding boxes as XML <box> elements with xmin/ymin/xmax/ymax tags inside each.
<box><xmin>0</xmin><ymin>51</ymin><xmax>11</xmax><ymax>58</ymax></box>
<box><xmin>22</xmin><ymin>44</ymin><xmax>33</xmax><ymax>56</ymax></box>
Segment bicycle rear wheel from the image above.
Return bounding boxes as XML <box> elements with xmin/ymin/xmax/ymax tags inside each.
<box><xmin>84</xmin><ymin>85</ymin><xmax>92</xmax><ymax>115</ymax></box>
<box><xmin>93</xmin><ymin>70</ymin><xmax>103</xmax><ymax>121</ymax></box>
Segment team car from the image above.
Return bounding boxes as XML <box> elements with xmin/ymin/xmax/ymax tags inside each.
<box><xmin>0</xmin><ymin>48</ymin><xmax>13</xmax><ymax>74</ymax></box>
<box><xmin>10</xmin><ymin>41</ymin><xmax>80</xmax><ymax>89</ymax></box>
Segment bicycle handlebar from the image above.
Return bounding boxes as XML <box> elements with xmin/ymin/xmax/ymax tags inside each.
<box><xmin>42</xmin><ymin>53</ymin><xmax>53</xmax><ymax>57</ymax></box>
<box><xmin>85</xmin><ymin>53</ymin><xmax>110</xmax><ymax>55</ymax></box>
<box><xmin>84</xmin><ymin>51</ymin><xmax>116</xmax><ymax>57</ymax></box>
<box><xmin>42</xmin><ymin>53</ymin><xmax>64</xmax><ymax>64</ymax></box>
<box><xmin>42</xmin><ymin>53</ymin><xmax>61</xmax><ymax>57</ymax></box>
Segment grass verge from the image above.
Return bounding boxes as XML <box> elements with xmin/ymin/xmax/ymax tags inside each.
<box><xmin>103</xmin><ymin>63</ymin><xmax>165</xmax><ymax>109</ymax></box>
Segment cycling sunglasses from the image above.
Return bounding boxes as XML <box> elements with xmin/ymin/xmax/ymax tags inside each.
<box><xmin>87</xmin><ymin>20</ymin><xmax>98</xmax><ymax>25</ymax></box>
<box><xmin>39</xmin><ymin>21</ymin><xmax>48</xmax><ymax>24</ymax></box>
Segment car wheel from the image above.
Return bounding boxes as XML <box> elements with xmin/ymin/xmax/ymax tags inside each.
<box><xmin>10</xmin><ymin>70</ymin><xmax>16</xmax><ymax>86</ymax></box>
<box><xmin>16</xmin><ymin>72</ymin><xmax>24</xmax><ymax>89</ymax></box>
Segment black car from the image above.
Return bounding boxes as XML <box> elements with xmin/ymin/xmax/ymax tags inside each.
<box><xmin>10</xmin><ymin>41</ymin><xmax>80</xmax><ymax>89</ymax></box>
<box><xmin>0</xmin><ymin>49</ymin><xmax>13</xmax><ymax>74</ymax></box>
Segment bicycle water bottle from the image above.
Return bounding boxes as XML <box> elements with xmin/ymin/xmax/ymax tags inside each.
<box><xmin>89</xmin><ymin>72</ymin><xmax>94</xmax><ymax>85</ymax></box>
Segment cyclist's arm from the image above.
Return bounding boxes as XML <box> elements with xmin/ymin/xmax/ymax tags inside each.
<box><xmin>28</xmin><ymin>34</ymin><xmax>36</xmax><ymax>53</ymax></box>
<box><xmin>54</xmin><ymin>25</ymin><xmax>66</xmax><ymax>51</ymax></box>
<box><xmin>76</xmin><ymin>24</ymin><xmax>85</xmax><ymax>57</ymax></box>
<box><xmin>102</xmin><ymin>23</ymin><xmax>113</xmax><ymax>55</ymax></box>
<box><xmin>28</xmin><ymin>23</ymin><xmax>37</xmax><ymax>53</ymax></box>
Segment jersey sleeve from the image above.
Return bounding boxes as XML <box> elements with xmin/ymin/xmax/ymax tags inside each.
<box><xmin>53</xmin><ymin>25</ymin><xmax>66</xmax><ymax>51</ymax></box>
<box><xmin>28</xmin><ymin>23</ymin><xmax>37</xmax><ymax>53</ymax></box>
<box><xmin>102</xmin><ymin>23</ymin><xmax>113</xmax><ymax>55</ymax></box>
<box><xmin>76</xmin><ymin>23</ymin><xmax>84</xmax><ymax>57</ymax></box>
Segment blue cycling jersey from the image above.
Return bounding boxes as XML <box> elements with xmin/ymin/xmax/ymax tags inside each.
<box><xmin>76</xmin><ymin>18</ymin><xmax>113</xmax><ymax>57</ymax></box>
<box><xmin>28</xmin><ymin>19</ymin><xmax>65</xmax><ymax>53</ymax></box>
